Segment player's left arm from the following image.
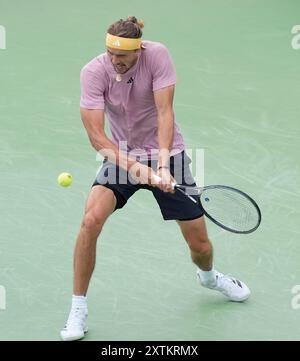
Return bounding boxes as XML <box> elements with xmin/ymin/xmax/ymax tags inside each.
<box><xmin>154</xmin><ymin>85</ymin><xmax>176</xmax><ymax>191</ymax></box>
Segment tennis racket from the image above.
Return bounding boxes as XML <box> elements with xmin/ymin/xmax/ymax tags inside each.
<box><xmin>153</xmin><ymin>176</ymin><xmax>261</xmax><ymax>234</ymax></box>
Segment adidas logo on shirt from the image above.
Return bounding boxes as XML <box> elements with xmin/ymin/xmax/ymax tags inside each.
<box><xmin>127</xmin><ymin>77</ymin><xmax>134</xmax><ymax>84</ymax></box>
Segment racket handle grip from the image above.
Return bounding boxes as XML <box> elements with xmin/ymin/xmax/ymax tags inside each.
<box><xmin>153</xmin><ymin>175</ymin><xmax>177</xmax><ymax>189</ymax></box>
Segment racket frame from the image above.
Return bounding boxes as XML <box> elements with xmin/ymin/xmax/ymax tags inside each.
<box><xmin>174</xmin><ymin>184</ymin><xmax>262</xmax><ymax>234</ymax></box>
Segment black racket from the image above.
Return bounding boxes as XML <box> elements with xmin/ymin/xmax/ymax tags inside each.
<box><xmin>154</xmin><ymin>176</ymin><xmax>261</xmax><ymax>234</ymax></box>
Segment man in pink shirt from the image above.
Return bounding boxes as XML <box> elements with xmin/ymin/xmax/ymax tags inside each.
<box><xmin>61</xmin><ymin>16</ymin><xmax>250</xmax><ymax>341</ymax></box>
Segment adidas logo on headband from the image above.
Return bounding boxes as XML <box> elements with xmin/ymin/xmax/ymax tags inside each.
<box><xmin>112</xmin><ymin>40</ymin><xmax>121</xmax><ymax>47</ymax></box>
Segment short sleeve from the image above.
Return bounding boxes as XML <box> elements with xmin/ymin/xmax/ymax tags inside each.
<box><xmin>80</xmin><ymin>66</ymin><xmax>105</xmax><ymax>110</ymax></box>
<box><xmin>151</xmin><ymin>44</ymin><xmax>177</xmax><ymax>92</ymax></box>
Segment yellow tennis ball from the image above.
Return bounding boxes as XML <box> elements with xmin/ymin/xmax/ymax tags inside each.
<box><xmin>57</xmin><ymin>172</ymin><xmax>73</xmax><ymax>187</ymax></box>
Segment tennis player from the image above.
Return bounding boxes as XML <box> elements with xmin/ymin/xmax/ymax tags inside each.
<box><xmin>61</xmin><ymin>16</ymin><xmax>250</xmax><ymax>341</ymax></box>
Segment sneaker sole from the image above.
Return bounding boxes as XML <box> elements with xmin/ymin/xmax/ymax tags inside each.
<box><xmin>227</xmin><ymin>293</ymin><xmax>251</xmax><ymax>302</ymax></box>
<box><xmin>60</xmin><ymin>328</ymin><xmax>88</xmax><ymax>341</ymax></box>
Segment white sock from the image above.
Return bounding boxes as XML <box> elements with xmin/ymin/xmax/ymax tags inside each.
<box><xmin>72</xmin><ymin>295</ymin><xmax>87</xmax><ymax>309</ymax></box>
<box><xmin>197</xmin><ymin>267</ymin><xmax>216</xmax><ymax>284</ymax></box>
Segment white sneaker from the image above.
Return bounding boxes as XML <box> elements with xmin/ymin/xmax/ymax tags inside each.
<box><xmin>197</xmin><ymin>270</ymin><xmax>250</xmax><ymax>302</ymax></box>
<box><xmin>60</xmin><ymin>307</ymin><xmax>88</xmax><ymax>341</ymax></box>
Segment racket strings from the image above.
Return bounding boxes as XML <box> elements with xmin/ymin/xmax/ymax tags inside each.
<box><xmin>200</xmin><ymin>187</ymin><xmax>260</xmax><ymax>233</ymax></box>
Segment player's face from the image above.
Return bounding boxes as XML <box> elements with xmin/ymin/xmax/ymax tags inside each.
<box><xmin>107</xmin><ymin>48</ymin><xmax>140</xmax><ymax>74</ymax></box>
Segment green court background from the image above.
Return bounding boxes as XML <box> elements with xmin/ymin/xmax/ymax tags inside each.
<box><xmin>1</xmin><ymin>0</ymin><xmax>300</xmax><ymax>340</ymax></box>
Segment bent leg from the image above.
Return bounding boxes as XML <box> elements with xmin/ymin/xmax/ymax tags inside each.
<box><xmin>177</xmin><ymin>216</ymin><xmax>213</xmax><ymax>271</ymax></box>
<box><xmin>73</xmin><ymin>185</ymin><xmax>116</xmax><ymax>295</ymax></box>
<box><xmin>177</xmin><ymin>216</ymin><xmax>250</xmax><ymax>301</ymax></box>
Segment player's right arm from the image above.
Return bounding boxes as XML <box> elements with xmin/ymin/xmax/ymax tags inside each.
<box><xmin>80</xmin><ymin>108</ymin><xmax>157</xmax><ymax>185</ymax></box>
<box><xmin>80</xmin><ymin>107</ymin><xmax>134</xmax><ymax>170</ymax></box>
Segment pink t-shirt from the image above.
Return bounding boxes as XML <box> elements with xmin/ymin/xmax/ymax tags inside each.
<box><xmin>80</xmin><ymin>40</ymin><xmax>185</xmax><ymax>160</ymax></box>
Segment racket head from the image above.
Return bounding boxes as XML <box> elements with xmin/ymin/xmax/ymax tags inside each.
<box><xmin>199</xmin><ymin>185</ymin><xmax>261</xmax><ymax>234</ymax></box>
<box><xmin>175</xmin><ymin>184</ymin><xmax>261</xmax><ymax>234</ymax></box>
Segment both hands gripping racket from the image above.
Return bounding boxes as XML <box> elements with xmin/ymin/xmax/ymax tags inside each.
<box><xmin>153</xmin><ymin>176</ymin><xmax>261</xmax><ymax>234</ymax></box>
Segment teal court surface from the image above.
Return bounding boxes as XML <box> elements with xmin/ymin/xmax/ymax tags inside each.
<box><xmin>0</xmin><ymin>0</ymin><xmax>300</xmax><ymax>340</ymax></box>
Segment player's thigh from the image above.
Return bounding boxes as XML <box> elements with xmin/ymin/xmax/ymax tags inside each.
<box><xmin>176</xmin><ymin>216</ymin><xmax>209</xmax><ymax>244</ymax></box>
<box><xmin>83</xmin><ymin>185</ymin><xmax>117</xmax><ymax>225</ymax></box>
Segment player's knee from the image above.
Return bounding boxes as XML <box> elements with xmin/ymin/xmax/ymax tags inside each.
<box><xmin>81</xmin><ymin>212</ymin><xmax>105</xmax><ymax>231</ymax></box>
<box><xmin>189</xmin><ymin>239</ymin><xmax>212</xmax><ymax>258</ymax></box>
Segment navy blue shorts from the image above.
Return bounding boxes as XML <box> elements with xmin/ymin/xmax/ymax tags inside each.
<box><xmin>92</xmin><ymin>151</ymin><xmax>204</xmax><ymax>221</ymax></box>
